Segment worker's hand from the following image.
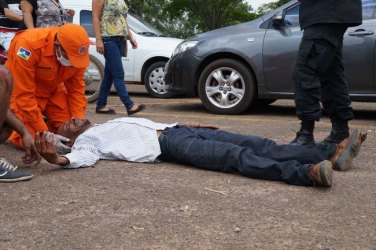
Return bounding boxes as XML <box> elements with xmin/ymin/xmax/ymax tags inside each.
<box><xmin>45</xmin><ymin>132</ymin><xmax>71</xmax><ymax>154</ymax></box>
<box><xmin>20</xmin><ymin>130</ymin><xmax>41</xmax><ymax>166</ymax></box>
<box><xmin>35</xmin><ymin>132</ymin><xmax>59</xmax><ymax>164</ymax></box>
<box><xmin>179</xmin><ymin>122</ymin><xmax>219</xmax><ymax>130</ymax></box>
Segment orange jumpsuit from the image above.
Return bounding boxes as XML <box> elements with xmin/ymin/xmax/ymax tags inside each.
<box><xmin>5</xmin><ymin>27</ymin><xmax>87</xmax><ymax>148</ymax></box>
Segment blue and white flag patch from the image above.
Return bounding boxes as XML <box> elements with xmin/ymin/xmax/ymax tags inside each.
<box><xmin>17</xmin><ymin>47</ymin><xmax>31</xmax><ymax>60</ymax></box>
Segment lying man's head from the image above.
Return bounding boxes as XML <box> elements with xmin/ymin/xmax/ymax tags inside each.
<box><xmin>56</xmin><ymin>118</ymin><xmax>93</xmax><ymax>146</ymax></box>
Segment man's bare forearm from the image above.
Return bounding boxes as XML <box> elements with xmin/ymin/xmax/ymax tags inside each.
<box><xmin>55</xmin><ymin>156</ymin><xmax>70</xmax><ymax>166</ymax></box>
<box><xmin>5</xmin><ymin>108</ymin><xmax>28</xmax><ymax>136</ymax></box>
<box><xmin>4</xmin><ymin>8</ymin><xmax>22</xmax><ymax>22</ymax></box>
<box><xmin>5</xmin><ymin>108</ymin><xmax>29</xmax><ymax>137</ymax></box>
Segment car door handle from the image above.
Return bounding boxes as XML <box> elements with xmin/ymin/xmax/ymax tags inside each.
<box><xmin>348</xmin><ymin>29</ymin><xmax>374</xmax><ymax>36</ymax></box>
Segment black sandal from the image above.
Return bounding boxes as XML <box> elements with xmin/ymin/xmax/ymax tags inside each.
<box><xmin>96</xmin><ymin>106</ymin><xmax>116</xmax><ymax>114</ymax></box>
<box><xmin>128</xmin><ymin>104</ymin><xmax>146</xmax><ymax>115</ymax></box>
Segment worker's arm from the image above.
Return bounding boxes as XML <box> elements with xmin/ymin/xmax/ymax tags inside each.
<box><xmin>64</xmin><ymin>67</ymin><xmax>87</xmax><ymax>119</ymax></box>
<box><xmin>4</xmin><ymin>7</ymin><xmax>22</xmax><ymax>22</ymax></box>
<box><xmin>6</xmin><ymin>39</ymin><xmax>49</xmax><ymax>132</ymax></box>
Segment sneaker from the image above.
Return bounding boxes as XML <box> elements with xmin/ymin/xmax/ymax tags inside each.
<box><xmin>308</xmin><ymin>160</ymin><xmax>333</xmax><ymax>187</ymax></box>
<box><xmin>329</xmin><ymin>129</ymin><xmax>367</xmax><ymax>171</ymax></box>
<box><xmin>0</xmin><ymin>158</ymin><xmax>33</xmax><ymax>183</ymax></box>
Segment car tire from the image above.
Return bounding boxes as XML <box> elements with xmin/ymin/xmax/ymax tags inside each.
<box><xmin>84</xmin><ymin>54</ymin><xmax>104</xmax><ymax>103</ymax></box>
<box><xmin>198</xmin><ymin>59</ymin><xmax>256</xmax><ymax>115</ymax></box>
<box><xmin>144</xmin><ymin>61</ymin><xmax>173</xmax><ymax>98</ymax></box>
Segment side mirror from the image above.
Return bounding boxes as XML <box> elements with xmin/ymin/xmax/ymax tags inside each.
<box><xmin>272</xmin><ymin>14</ymin><xmax>284</xmax><ymax>27</ymax></box>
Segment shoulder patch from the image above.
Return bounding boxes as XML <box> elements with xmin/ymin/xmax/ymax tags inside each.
<box><xmin>16</xmin><ymin>47</ymin><xmax>31</xmax><ymax>60</ymax></box>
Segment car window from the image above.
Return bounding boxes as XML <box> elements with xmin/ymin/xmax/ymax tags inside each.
<box><xmin>281</xmin><ymin>1</ymin><xmax>376</xmax><ymax>25</ymax></box>
<box><xmin>80</xmin><ymin>10</ymin><xmax>95</xmax><ymax>38</ymax></box>
<box><xmin>66</xmin><ymin>16</ymin><xmax>73</xmax><ymax>23</ymax></box>
<box><xmin>127</xmin><ymin>14</ymin><xmax>163</xmax><ymax>37</ymax></box>
<box><xmin>75</xmin><ymin>10</ymin><xmax>164</xmax><ymax>38</ymax></box>
<box><xmin>362</xmin><ymin>0</ymin><xmax>376</xmax><ymax>20</ymax></box>
<box><xmin>284</xmin><ymin>5</ymin><xmax>299</xmax><ymax>27</ymax></box>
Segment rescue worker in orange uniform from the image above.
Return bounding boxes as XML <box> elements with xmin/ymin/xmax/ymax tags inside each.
<box><xmin>5</xmin><ymin>23</ymin><xmax>89</xmax><ymax>149</ymax></box>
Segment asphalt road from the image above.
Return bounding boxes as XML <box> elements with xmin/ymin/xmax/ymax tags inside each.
<box><xmin>1</xmin><ymin>92</ymin><xmax>375</xmax><ymax>249</ymax></box>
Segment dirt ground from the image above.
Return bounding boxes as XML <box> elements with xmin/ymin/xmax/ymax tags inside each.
<box><xmin>1</xmin><ymin>95</ymin><xmax>375</xmax><ymax>249</ymax></box>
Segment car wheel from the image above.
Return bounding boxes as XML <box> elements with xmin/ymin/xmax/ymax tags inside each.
<box><xmin>198</xmin><ymin>59</ymin><xmax>256</xmax><ymax>115</ymax></box>
<box><xmin>144</xmin><ymin>61</ymin><xmax>173</xmax><ymax>98</ymax></box>
<box><xmin>84</xmin><ymin>54</ymin><xmax>104</xmax><ymax>103</ymax></box>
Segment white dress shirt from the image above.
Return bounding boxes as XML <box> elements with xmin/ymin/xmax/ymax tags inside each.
<box><xmin>64</xmin><ymin>117</ymin><xmax>176</xmax><ymax>168</ymax></box>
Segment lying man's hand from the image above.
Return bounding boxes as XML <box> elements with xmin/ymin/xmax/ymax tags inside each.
<box><xmin>179</xmin><ymin>122</ymin><xmax>219</xmax><ymax>130</ymax></box>
<box><xmin>45</xmin><ymin>131</ymin><xmax>71</xmax><ymax>154</ymax></box>
<box><xmin>35</xmin><ymin>132</ymin><xmax>60</xmax><ymax>164</ymax></box>
<box><xmin>35</xmin><ymin>132</ymin><xmax>70</xmax><ymax>166</ymax></box>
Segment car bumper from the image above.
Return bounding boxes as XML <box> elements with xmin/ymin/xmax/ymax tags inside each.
<box><xmin>164</xmin><ymin>51</ymin><xmax>201</xmax><ymax>96</ymax></box>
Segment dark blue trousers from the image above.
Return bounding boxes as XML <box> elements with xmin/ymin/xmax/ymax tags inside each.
<box><xmin>96</xmin><ymin>36</ymin><xmax>134</xmax><ymax>111</ymax></box>
<box><xmin>159</xmin><ymin>126</ymin><xmax>336</xmax><ymax>186</ymax></box>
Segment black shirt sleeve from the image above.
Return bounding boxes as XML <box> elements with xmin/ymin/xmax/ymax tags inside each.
<box><xmin>0</xmin><ymin>0</ymin><xmax>9</xmax><ymax>13</ymax></box>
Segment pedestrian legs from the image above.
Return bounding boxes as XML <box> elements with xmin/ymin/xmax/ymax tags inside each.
<box><xmin>96</xmin><ymin>37</ymin><xmax>134</xmax><ymax>111</ymax></box>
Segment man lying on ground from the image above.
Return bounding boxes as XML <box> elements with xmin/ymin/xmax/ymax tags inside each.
<box><xmin>34</xmin><ymin>117</ymin><xmax>367</xmax><ymax>187</ymax></box>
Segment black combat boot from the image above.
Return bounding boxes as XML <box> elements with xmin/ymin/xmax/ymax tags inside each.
<box><xmin>323</xmin><ymin>119</ymin><xmax>350</xmax><ymax>144</ymax></box>
<box><xmin>290</xmin><ymin>120</ymin><xmax>315</xmax><ymax>146</ymax></box>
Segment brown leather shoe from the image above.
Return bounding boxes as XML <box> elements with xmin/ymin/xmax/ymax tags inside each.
<box><xmin>308</xmin><ymin>160</ymin><xmax>333</xmax><ymax>187</ymax></box>
<box><xmin>329</xmin><ymin>129</ymin><xmax>367</xmax><ymax>171</ymax></box>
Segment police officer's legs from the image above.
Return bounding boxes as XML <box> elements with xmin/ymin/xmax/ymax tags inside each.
<box><xmin>292</xmin><ymin>34</ymin><xmax>322</xmax><ymax>146</ymax></box>
<box><xmin>320</xmin><ymin>42</ymin><xmax>353</xmax><ymax>143</ymax></box>
<box><xmin>292</xmin><ymin>24</ymin><xmax>347</xmax><ymax>146</ymax></box>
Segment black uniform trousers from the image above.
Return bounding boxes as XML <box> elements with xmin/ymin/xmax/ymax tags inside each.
<box><xmin>293</xmin><ymin>23</ymin><xmax>354</xmax><ymax>122</ymax></box>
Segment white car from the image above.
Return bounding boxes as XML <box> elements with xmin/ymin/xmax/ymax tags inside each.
<box><xmin>61</xmin><ymin>0</ymin><xmax>183</xmax><ymax>101</ymax></box>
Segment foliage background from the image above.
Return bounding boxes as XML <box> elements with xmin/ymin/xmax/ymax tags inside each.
<box><xmin>126</xmin><ymin>0</ymin><xmax>291</xmax><ymax>38</ymax></box>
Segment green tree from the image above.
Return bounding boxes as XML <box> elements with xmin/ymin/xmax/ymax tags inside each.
<box><xmin>257</xmin><ymin>0</ymin><xmax>292</xmax><ymax>15</ymax></box>
<box><xmin>127</xmin><ymin>0</ymin><xmax>258</xmax><ymax>39</ymax></box>
<box><xmin>126</xmin><ymin>0</ymin><xmax>194</xmax><ymax>38</ymax></box>
<box><xmin>166</xmin><ymin>0</ymin><xmax>256</xmax><ymax>32</ymax></box>
<box><xmin>127</xmin><ymin>0</ymin><xmax>145</xmax><ymax>17</ymax></box>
